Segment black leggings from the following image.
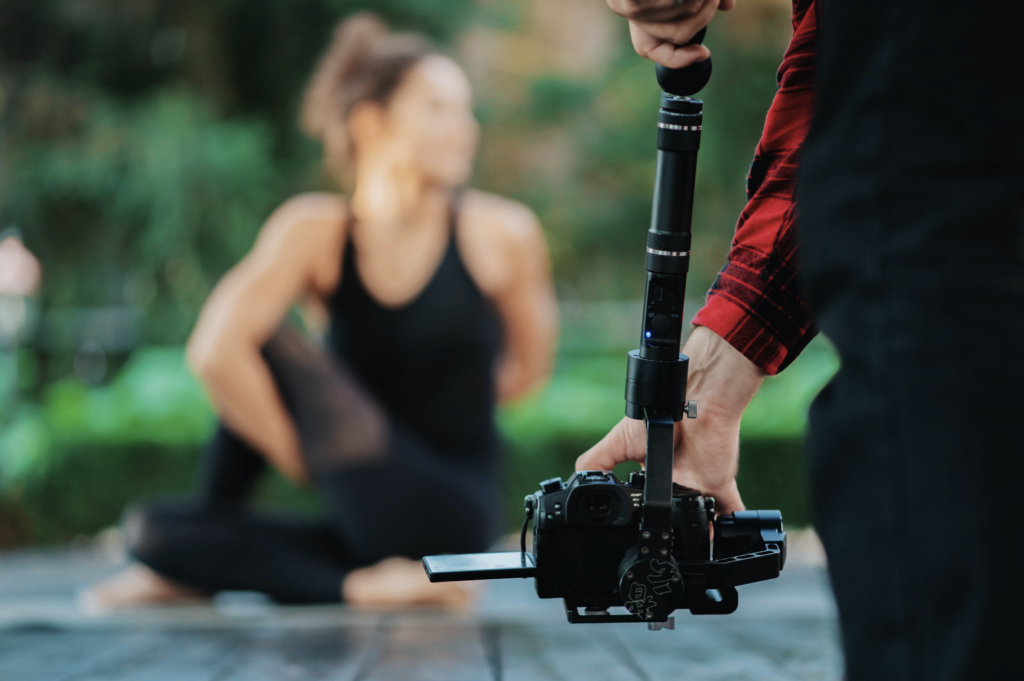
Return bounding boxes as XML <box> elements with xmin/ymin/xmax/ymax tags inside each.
<box><xmin>125</xmin><ymin>328</ymin><xmax>499</xmax><ymax>603</ymax></box>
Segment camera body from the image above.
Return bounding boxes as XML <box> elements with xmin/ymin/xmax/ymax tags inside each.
<box><xmin>530</xmin><ymin>471</ymin><xmax>707</xmax><ymax>602</ymax></box>
<box><xmin>422</xmin><ymin>469</ymin><xmax>786</xmax><ymax>623</ymax></box>
<box><xmin>529</xmin><ymin>470</ymin><xmax>786</xmax><ymax>621</ymax></box>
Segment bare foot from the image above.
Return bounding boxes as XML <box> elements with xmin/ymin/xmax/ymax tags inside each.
<box><xmin>342</xmin><ymin>557</ymin><xmax>480</xmax><ymax>609</ymax></box>
<box><xmin>78</xmin><ymin>564</ymin><xmax>209</xmax><ymax>614</ymax></box>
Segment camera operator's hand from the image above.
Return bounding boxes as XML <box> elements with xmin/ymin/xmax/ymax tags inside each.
<box><xmin>606</xmin><ymin>0</ymin><xmax>736</xmax><ymax>69</ymax></box>
<box><xmin>576</xmin><ymin>326</ymin><xmax>763</xmax><ymax>517</ymax></box>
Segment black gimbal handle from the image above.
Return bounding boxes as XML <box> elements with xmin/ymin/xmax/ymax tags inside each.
<box><xmin>655</xmin><ymin>28</ymin><xmax>712</xmax><ymax>97</ymax></box>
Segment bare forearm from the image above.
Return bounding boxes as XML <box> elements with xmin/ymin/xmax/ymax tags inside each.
<box><xmin>496</xmin><ymin>354</ymin><xmax>551</xmax><ymax>403</ymax></box>
<box><xmin>495</xmin><ymin>357</ymin><xmax>524</xmax><ymax>403</ymax></box>
<box><xmin>192</xmin><ymin>344</ymin><xmax>306</xmax><ymax>484</ymax></box>
<box><xmin>496</xmin><ymin>306</ymin><xmax>558</xmax><ymax>403</ymax></box>
<box><xmin>682</xmin><ymin>326</ymin><xmax>765</xmax><ymax>423</ymax></box>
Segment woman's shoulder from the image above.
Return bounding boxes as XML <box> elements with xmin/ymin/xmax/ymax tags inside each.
<box><xmin>256</xmin><ymin>192</ymin><xmax>348</xmax><ymax>253</ymax></box>
<box><xmin>459</xmin><ymin>189</ymin><xmax>540</xmax><ymax>243</ymax></box>
<box><xmin>254</xmin><ymin>192</ymin><xmax>349</xmax><ymax>296</ymax></box>
<box><xmin>268</xmin><ymin>192</ymin><xmax>348</xmax><ymax>229</ymax></box>
<box><xmin>457</xmin><ymin>189</ymin><xmax>547</xmax><ymax>296</ymax></box>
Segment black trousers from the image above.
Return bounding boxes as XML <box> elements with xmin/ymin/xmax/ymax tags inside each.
<box><xmin>799</xmin><ymin>1</ymin><xmax>1024</xmax><ymax>678</ymax></box>
<box><xmin>126</xmin><ymin>329</ymin><xmax>499</xmax><ymax>603</ymax></box>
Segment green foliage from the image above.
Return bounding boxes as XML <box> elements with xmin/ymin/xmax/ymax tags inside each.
<box><xmin>41</xmin><ymin>346</ymin><xmax>215</xmax><ymax>447</ymax></box>
<box><xmin>2</xmin><ymin>444</ymin><xmax>201</xmax><ymax>545</ymax></box>
<box><xmin>734</xmin><ymin>438</ymin><xmax>808</xmax><ymax>530</ymax></box>
<box><xmin>471</xmin><ymin>2</ymin><xmax>526</xmax><ymax>31</ymax></box>
<box><xmin>0</xmin><ymin>405</ymin><xmax>50</xmax><ymax>488</ymax></box>
<box><xmin>0</xmin><ymin>347</ymin><xmax>213</xmax><ymax>491</ymax></box>
<box><xmin>0</xmin><ymin>337</ymin><xmax>836</xmax><ymax>543</ymax></box>
<box><xmin>326</xmin><ymin>0</ymin><xmax>477</xmax><ymax>37</ymax></box>
<box><xmin>741</xmin><ymin>339</ymin><xmax>840</xmax><ymax>439</ymax></box>
<box><xmin>527</xmin><ymin>77</ymin><xmax>594</xmax><ymax>125</ymax></box>
<box><xmin>8</xmin><ymin>90</ymin><xmax>280</xmax><ymax>342</ymax></box>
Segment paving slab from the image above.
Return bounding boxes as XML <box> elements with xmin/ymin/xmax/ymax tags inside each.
<box><xmin>0</xmin><ymin>539</ymin><xmax>841</xmax><ymax>680</ymax></box>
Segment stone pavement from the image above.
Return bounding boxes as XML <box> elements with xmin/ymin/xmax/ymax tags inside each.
<box><xmin>0</xmin><ymin>535</ymin><xmax>841</xmax><ymax>680</ymax></box>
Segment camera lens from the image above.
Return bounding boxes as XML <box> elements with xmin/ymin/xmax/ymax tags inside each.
<box><xmin>584</xmin><ymin>493</ymin><xmax>612</xmax><ymax>516</ymax></box>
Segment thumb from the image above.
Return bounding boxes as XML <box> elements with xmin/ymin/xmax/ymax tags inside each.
<box><xmin>575</xmin><ymin>417</ymin><xmax>647</xmax><ymax>472</ymax></box>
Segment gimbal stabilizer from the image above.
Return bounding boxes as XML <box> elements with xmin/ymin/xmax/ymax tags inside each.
<box><xmin>423</xmin><ymin>31</ymin><xmax>787</xmax><ymax>629</ymax></box>
<box><xmin>619</xmin><ymin>30</ymin><xmax>716</xmax><ymax>623</ymax></box>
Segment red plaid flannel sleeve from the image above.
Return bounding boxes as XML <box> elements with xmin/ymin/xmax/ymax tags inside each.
<box><xmin>691</xmin><ymin>0</ymin><xmax>818</xmax><ymax>375</ymax></box>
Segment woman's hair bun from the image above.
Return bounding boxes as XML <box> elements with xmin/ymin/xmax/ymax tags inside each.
<box><xmin>300</xmin><ymin>12</ymin><xmax>434</xmax><ymax>144</ymax></box>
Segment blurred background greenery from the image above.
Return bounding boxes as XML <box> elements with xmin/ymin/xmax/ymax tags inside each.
<box><xmin>0</xmin><ymin>0</ymin><xmax>833</xmax><ymax>546</ymax></box>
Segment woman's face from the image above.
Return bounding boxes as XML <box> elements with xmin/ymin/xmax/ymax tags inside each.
<box><xmin>365</xmin><ymin>55</ymin><xmax>479</xmax><ymax>188</ymax></box>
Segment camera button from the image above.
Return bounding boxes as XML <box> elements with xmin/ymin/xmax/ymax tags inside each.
<box><xmin>541</xmin><ymin>477</ymin><xmax>565</xmax><ymax>494</ymax></box>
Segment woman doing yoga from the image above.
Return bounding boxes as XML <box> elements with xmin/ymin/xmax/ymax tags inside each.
<box><xmin>83</xmin><ymin>13</ymin><xmax>557</xmax><ymax>609</ymax></box>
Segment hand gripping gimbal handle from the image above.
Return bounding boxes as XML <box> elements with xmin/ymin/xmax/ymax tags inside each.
<box><xmin>654</xmin><ymin>28</ymin><xmax>713</xmax><ymax>97</ymax></box>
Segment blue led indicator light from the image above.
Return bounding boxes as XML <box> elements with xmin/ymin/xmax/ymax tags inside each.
<box><xmin>645</xmin><ymin>331</ymin><xmax>652</xmax><ymax>338</ymax></box>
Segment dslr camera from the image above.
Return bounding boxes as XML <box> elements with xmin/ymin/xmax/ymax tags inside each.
<box><xmin>423</xmin><ymin>470</ymin><xmax>786</xmax><ymax>627</ymax></box>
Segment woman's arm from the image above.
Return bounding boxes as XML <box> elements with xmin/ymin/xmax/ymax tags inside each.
<box><xmin>460</xmin><ymin>192</ymin><xmax>559</xmax><ymax>403</ymax></box>
<box><xmin>492</xmin><ymin>211</ymin><xmax>558</xmax><ymax>402</ymax></box>
<box><xmin>186</xmin><ymin>194</ymin><xmax>346</xmax><ymax>483</ymax></box>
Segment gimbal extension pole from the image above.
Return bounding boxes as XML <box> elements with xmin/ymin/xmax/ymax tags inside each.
<box><xmin>618</xmin><ymin>32</ymin><xmax>712</xmax><ymax>622</ymax></box>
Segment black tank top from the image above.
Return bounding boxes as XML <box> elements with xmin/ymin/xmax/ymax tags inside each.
<box><xmin>327</xmin><ymin>202</ymin><xmax>503</xmax><ymax>463</ymax></box>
